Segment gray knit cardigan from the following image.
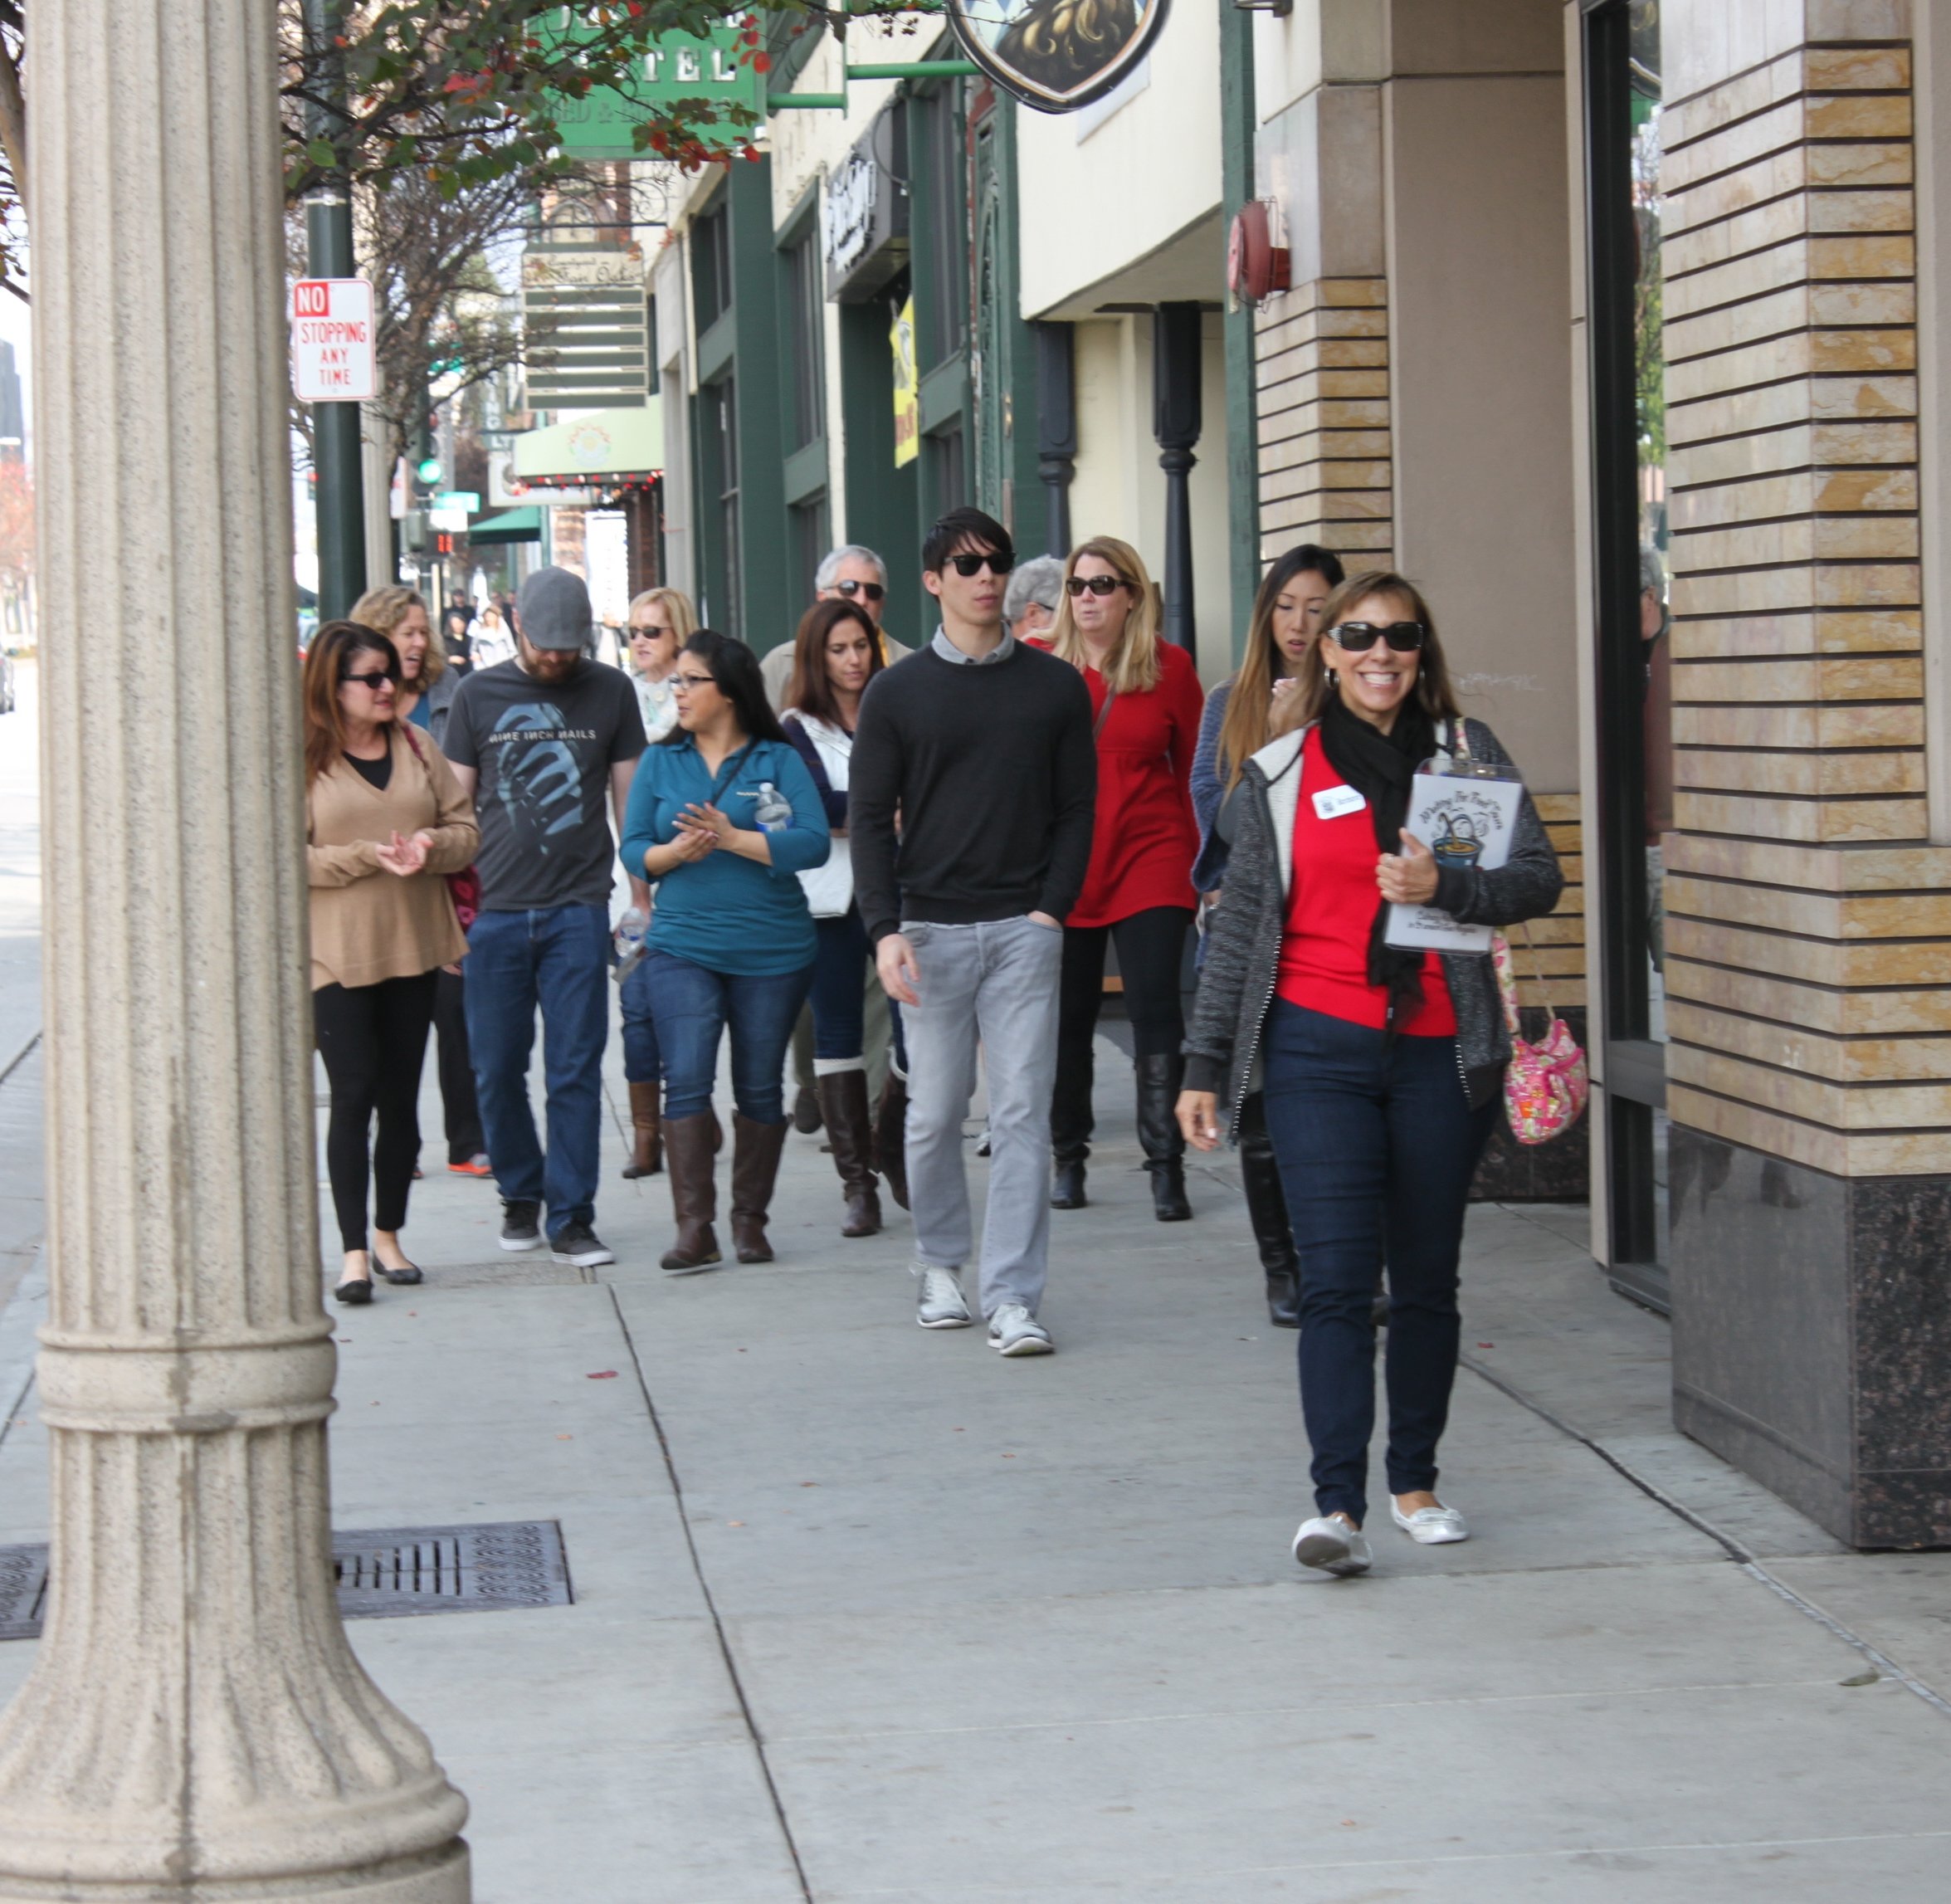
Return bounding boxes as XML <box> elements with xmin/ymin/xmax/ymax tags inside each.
<box><xmin>1182</xmin><ymin>717</ymin><xmax>1564</xmax><ymax>1132</ymax></box>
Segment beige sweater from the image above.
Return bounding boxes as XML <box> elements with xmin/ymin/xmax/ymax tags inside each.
<box><xmin>306</xmin><ymin>726</ymin><xmax>479</xmax><ymax>990</ymax></box>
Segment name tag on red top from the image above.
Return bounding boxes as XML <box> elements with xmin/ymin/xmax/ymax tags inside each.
<box><xmin>1312</xmin><ymin>784</ymin><xmax>1367</xmax><ymax>821</ymax></box>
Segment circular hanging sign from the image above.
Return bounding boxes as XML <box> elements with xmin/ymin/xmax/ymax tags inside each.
<box><xmin>947</xmin><ymin>0</ymin><xmax>1173</xmax><ymax>114</ymax></box>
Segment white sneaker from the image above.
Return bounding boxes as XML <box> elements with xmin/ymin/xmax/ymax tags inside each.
<box><xmin>988</xmin><ymin>1303</ymin><xmax>1054</xmax><ymax>1356</ymax></box>
<box><xmin>1292</xmin><ymin>1514</ymin><xmax>1372</xmax><ymax>1576</ymax></box>
<box><xmin>1390</xmin><ymin>1500</ymin><xmax>1470</xmax><ymax>1545</ymax></box>
<box><xmin>914</xmin><ymin>1265</ymin><xmax>973</xmax><ymax>1330</ymax></box>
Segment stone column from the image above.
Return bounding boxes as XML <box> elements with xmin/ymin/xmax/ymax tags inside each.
<box><xmin>0</xmin><ymin>3</ymin><xmax>470</xmax><ymax>1898</ymax></box>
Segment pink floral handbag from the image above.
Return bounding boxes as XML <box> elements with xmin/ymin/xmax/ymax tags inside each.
<box><xmin>1491</xmin><ymin>925</ymin><xmax>1588</xmax><ymax>1144</ymax></box>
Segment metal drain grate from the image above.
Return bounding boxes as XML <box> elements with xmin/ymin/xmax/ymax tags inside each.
<box><xmin>0</xmin><ymin>1520</ymin><xmax>571</xmax><ymax>1641</ymax></box>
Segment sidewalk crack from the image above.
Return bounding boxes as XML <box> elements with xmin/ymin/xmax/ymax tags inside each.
<box><xmin>609</xmin><ymin>1286</ymin><xmax>815</xmax><ymax>1903</ymax></box>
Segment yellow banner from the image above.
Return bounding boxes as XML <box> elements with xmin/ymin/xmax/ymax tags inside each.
<box><xmin>891</xmin><ymin>298</ymin><xmax>919</xmax><ymax>469</ymax></box>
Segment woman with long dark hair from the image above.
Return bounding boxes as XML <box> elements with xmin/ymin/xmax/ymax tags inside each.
<box><xmin>1188</xmin><ymin>544</ymin><xmax>1344</xmax><ymax>1325</ymax></box>
<box><xmin>781</xmin><ymin>597</ymin><xmax>913</xmax><ymax>1237</ymax></box>
<box><xmin>1179</xmin><ymin>572</ymin><xmax>1562</xmax><ymax>1577</ymax></box>
<box><xmin>304</xmin><ymin>620</ymin><xmax>478</xmax><ymax>1303</ymax></box>
<box><xmin>619</xmin><ymin>632</ymin><xmax>831</xmax><ymax>1272</ymax></box>
<box><xmin>1032</xmin><ymin>535</ymin><xmax>1204</xmax><ymax>1221</ymax></box>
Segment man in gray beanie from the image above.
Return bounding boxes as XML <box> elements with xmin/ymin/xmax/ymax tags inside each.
<box><xmin>442</xmin><ymin>565</ymin><xmax>648</xmax><ymax>1267</ymax></box>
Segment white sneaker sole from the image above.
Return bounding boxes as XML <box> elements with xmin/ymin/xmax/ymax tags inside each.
<box><xmin>918</xmin><ymin>1310</ymin><xmax>974</xmax><ymax>1329</ymax></box>
<box><xmin>990</xmin><ymin>1333</ymin><xmax>1054</xmax><ymax>1356</ymax></box>
<box><xmin>1293</xmin><ymin>1526</ymin><xmax>1371</xmax><ymax>1576</ymax></box>
<box><xmin>554</xmin><ymin>1245</ymin><xmax>616</xmax><ymax>1267</ymax></box>
<box><xmin>500</xmin><ymin>1232</ymin><xmax>542</xmax><ymax>1253</ymax></box>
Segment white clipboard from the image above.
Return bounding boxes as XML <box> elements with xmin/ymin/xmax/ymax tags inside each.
<box><xmin>1384</xmin><ymin>759</ymin><xmax>1524</xmax><ymax>953</ymax></box>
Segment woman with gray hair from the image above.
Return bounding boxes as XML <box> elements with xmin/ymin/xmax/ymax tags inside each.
<box><xmin>1003</xmin><ymin>555</ymin><xmax>1066</xmax><ymax>638</ymax></box>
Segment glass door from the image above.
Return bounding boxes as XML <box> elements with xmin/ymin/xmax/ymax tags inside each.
<box><xmin>1583</xmin><ymin>0</ymin><xmax>1672</xmax><ymax>1311</ymax></box>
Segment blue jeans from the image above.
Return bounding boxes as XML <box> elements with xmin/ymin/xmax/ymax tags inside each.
<box><xmin>643</xmin><ymin>950</ymin><xmax>813</xmax><ymax>1123</ymax></box>
<box><xmin>808</xmin><ymin>907</ymin><xmax>907</xmax><ymax>1072</ymax></box>
<box><xmin>1260</xmin><ymin>1001</ymin><xmax>1498</xmax><ymax>1525</ymax></box>
<box><xmin>464</xmin><ymin>904</ymin><xmax>610</xmax><ymax>1239</ymax></box>
<box><xmin>618</xmin><ymin>958</ymin><xmax>661</xmax><ymax>1086</ymax></box>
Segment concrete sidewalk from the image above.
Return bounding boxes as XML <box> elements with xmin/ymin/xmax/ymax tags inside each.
<box><xmin>0</xmin><ymin>1008</ymin><xmax>1949</xmax><ymax>1898</ymax></box>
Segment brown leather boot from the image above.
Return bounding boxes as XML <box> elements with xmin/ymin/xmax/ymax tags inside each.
<box><xmin>816</xmin><ymin>1070</ymin><xmax>882</xmax><ymax>1238</ymax></box>
<box><xmin>729</xmin><ymin>1113</ymin><xmax>791</xmax><ymax>1262</ymax></box>
<box><xmin>621</xmin><ymin>1079</ymin><xmax>662</xmax><ymax>1179</ymax></box>
<box><xmin>873</xmin><ymin>1072</ymin><xmax>909</xmax><ymax>1210</ymax></box>
<box><xmin>659</xmin><ymin>1113</ymin><xmax>722</xmax><ymax>1273</ymax></box>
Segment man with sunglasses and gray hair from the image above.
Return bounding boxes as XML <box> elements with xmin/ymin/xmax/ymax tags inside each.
<box><xmin>761</xmin><ymin>543</ymin><xmax>914</xmax><ymax>710</ymax></box>
<box><xmin>851</xmin><ymin>507</ymin><xmax>1096</xmax><ymax>1356</ymax></box>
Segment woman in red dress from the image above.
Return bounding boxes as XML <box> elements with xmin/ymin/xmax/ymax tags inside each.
<box><xmin>1033</xmin><ymin>536</ymin><xmax>1204</xmax><ymax>1220</ymax></box>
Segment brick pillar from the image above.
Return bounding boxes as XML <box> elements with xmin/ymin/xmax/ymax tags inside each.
<box><xmin>1660</xmin><ymin>18</ymin><xmax>1951</xmax><ymax>1545</ymax></box>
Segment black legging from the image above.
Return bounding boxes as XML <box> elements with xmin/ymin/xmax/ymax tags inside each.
<box><xmin>314</xmin><ymin>971</ymin><xmax>438</xmax><ymax>1252</ymax></box>
<box><xmin>433</xmin><ymin>967</ymin><xmax>485</xmax><ymax>1163</ymax></box>
<box><xmin>1053</xmin><ymin>906</ymin><xmax>1193</xmax><ymax>1159</ymax></box>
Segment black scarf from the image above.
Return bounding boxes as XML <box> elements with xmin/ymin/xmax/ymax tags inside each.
<box><xmin>1316</xmin><ymin>692</ymin><xmax>1437</xmax><ymax>1036</ymax></box>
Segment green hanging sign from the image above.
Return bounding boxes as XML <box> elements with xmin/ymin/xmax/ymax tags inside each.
<box><xmin>543</xmin><ymin>20</ymin><xmax>763</xmax><ymax>160</ymax></box>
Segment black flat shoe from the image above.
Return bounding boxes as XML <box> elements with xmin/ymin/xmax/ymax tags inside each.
<box><xmin>333</xmin><ymin>1278</ymin><xmax>374</xmax><ymax>1306</ymax></box>
<box><xmin>374</xmin><ymin>1262</ymin><xmax>422</xmax><ymax>1285</ymax></box>
<box><xmin>1051</xmin><ymin>1159</ymin><xmax>1087</xmax><ymax>1209</ymax></box>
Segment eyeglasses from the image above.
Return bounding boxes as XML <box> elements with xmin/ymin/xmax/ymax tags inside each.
<box><xmin>836</xmin><ymin>579</ymin><xmax>886</xmax><ymax>603</ymax></box>
<box><xmin>340</xmin><ymin>671</ymin><xmax>396</xmax><ymax>691</ymax></box>
<box><xmin>1066</xmin><ymin>574</ymin><xmax>1131</xmax><ymax>598</ymax></box>
<box><xmin>631</xmin><ymin>624</ymin><xmax>675</xmax><ymax>640</ymax></box>
<box><xmin>946</xmin><ymin>551</ymin><xmax>1015</xmax><ymax>577</ymax></box>
<box><xmin>1326</xmin><ymin>621</ymin><xmax>1427</xmax><ymax>654</ymax></box>
<box><xmin>671</xmin><ymin>671</ymin><xmax>718</xmax><ymax>691</ymax></box>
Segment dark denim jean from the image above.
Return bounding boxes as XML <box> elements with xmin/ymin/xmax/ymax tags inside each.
<box><xmin>642</xmin><ymin>950</ymin><xmax>813</xmax><ymax>1123</ymax></box>
<box><xmin>618</xmin><ymin>957</ymin><xmax>661</xmax><ymax>1086</ymax></box>
<box><xmin>807</xmin><ymin>906</ymin><xmax>907</xmax><ymax>1072</ymax></box>
<box><xmin>464</xmin><ymin>903</ymin><xmax>610</xmax><ymax>1240</ymax></box>
<box><xmin>1260</xmin><ymin>1000</ymin><xmax>1498</xmax><ymax>1526</ymax></box>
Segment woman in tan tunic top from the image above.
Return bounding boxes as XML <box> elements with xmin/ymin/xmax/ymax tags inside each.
<box><xmin>304</xmin><ymin>619</ymin><xmax>478</xmax><ymax>1304</ymax></box>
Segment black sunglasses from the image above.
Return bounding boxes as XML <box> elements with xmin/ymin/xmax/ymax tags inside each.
<box><xmin>340</xmin><ymin>670</ymin><xmax>397</xmax><ymax>691</ymax></box>
<box><xmin>1326</xmin><ymin>621</ymin><xmax>1426</xmax><ymax>654</ymax></box>
<box><xmin>836</xmin><ymin>579</ymin><xmax>886</xmax><ymax>602</ymax></box>
<box><xmin>946</xmin><ymin>550</ymin><xmax>1015</xmax><ymax>577</ymax></box>
<box><xmin>1066</xmin><ymin>574</ymin><xmax>1132</xmax><ymax>598</ymax></box>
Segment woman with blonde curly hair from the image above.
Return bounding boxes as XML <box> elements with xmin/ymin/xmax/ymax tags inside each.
<box><xmin>1030</xmin><ymin>535</ymin><xmax>1204</xmax><ymax>1220</ymax></box>
<box><xmin>349</xmin><ymin>583</ymin><xmax>486</xmax><ymax>1178</ymax></box>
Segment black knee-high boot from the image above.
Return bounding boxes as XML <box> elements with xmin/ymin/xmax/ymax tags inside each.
<box><xmin>1237</xmin><ymin>1092</ymin><xmax>1299</xmax><ymax>1325</ymax></box>
<box><xmin>1135</xmin><ymin>1052</ymin><xmax>1192</xmax><ymax>1222</ymax></box>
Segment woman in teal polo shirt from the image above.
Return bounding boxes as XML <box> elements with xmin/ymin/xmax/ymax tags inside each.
<box><xmin>622</xmin><ymin>631</ymin><xmax>830</xmax><ymax>1273</ymax></box>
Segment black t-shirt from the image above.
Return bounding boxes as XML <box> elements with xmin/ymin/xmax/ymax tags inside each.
<box><xmin>344</xmin><ymin>749</ymin><xmax>393</xmax><ymax>791</ymax></box>
<box><xmin>442</xmin><ymin>658</ymin><xmax>647</xmax><ymax>910</ymax></box>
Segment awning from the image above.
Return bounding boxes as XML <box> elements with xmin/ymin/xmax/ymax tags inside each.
<box><xmin>467</xmin><ymin>506</ymin><xmax>544</xmax><ymax>544</ymax></box>
<box><xmin>512</xmin><ymin>403</ymin><xmax>662</xmax><ymax>484</ymax></box>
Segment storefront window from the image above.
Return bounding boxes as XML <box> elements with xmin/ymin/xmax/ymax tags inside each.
<box><xmin>1588</xmin><ymin>0</ymin><xmax>1673</xmax><ymax>1309</ymax></box>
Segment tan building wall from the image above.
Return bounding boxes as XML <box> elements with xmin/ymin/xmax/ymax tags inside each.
<box><xmin>1251</xmin><ymin>0</ymin><xmax>1584</xmax><ymax>1014</ymax></box>
<box><xmin>1660</xmin><ymin>26</ymin><xmax>1938</xmax><ymax>1175</ymax></box>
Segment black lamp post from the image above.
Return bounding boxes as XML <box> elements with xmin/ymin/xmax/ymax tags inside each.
<box><xmin>1153</xmin><ymin>301</ymin><xmax>1203</xmax><ymax>662</ymax></box>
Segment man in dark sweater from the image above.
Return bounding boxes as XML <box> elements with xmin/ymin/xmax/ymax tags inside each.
<box><xmin>851</xmin><ymin>508</ymin><xmax>1096</xmax><ymax>1354</ymax></box>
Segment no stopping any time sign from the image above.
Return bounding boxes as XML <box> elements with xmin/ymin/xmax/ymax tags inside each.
<box><xmin>291</xmin><ymin>278</ymin><xmax>376</xmax><ymax>403</ymax></box>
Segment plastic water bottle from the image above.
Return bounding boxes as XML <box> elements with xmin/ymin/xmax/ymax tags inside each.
<box><xmin>752</xmin><ymin>781</ymin><xmax>793</xmax><ymax>832</ymax></box>
<box><xmin>612</xmin><ymin>905</ymin><xmax>648</xmax><ymax>984</ymax></box>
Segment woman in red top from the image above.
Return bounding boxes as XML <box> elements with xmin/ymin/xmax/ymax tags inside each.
<box><xmin>1178</xmin><ymin>572</ymin><xmax>1563</xmax><ymax>1578</ymax></box>
<box><xmin>1034</xmin><ymin>536</ymin><xmax>1204</xmax><ymax>1221</ymax></box>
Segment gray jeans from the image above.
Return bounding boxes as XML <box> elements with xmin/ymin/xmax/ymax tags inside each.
<box><xmin>901</xmin><ymin>914</ymin><xmax>1063</xmax><ymax>1316</ymax></box>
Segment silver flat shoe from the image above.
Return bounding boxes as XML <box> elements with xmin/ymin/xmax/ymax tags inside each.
<box><xmin>1389</xmin><ymin>1501</ymin><xmax>1470</xmax><ymax>1545</ymax></box>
